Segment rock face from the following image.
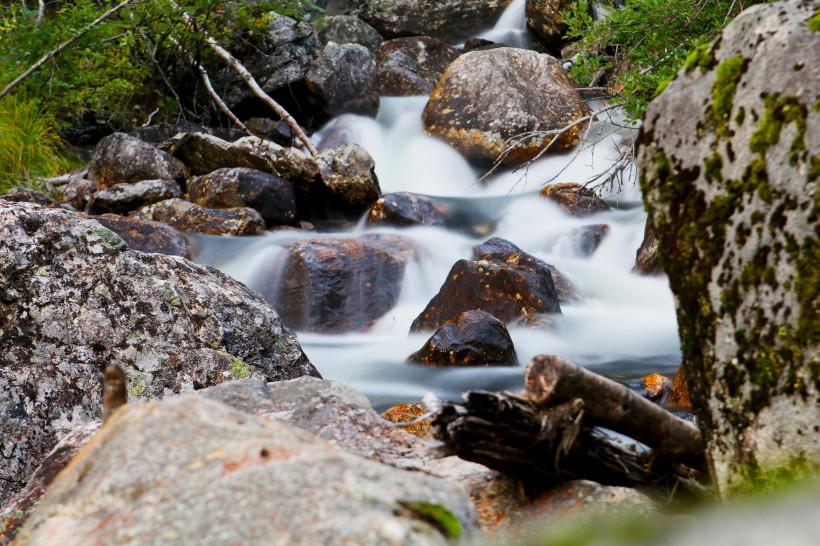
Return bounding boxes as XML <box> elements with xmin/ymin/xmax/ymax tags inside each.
<box><xmin>88</xmin><ymin>178</ymin><xmax>182</xmax><ymax>214</ymax></box>
<box><xmin>92</xmin><ymin>214</ymin><xmax>192</xmax><ymax>258</ymax></box>
<box><xmin>540</xmin><ymin>183</ymin><xmax>611</xmax><ymax>216</ymax></box>
<box><xmin>637</xmin><ymin>0</ymin><xmax>819</xmax><ymax>495</ymax></box>
<box><xmin>188</xmin><ymin>167</ymin><xmax>297</xmax><ymax>227</ymax></box>
<box><xmin>86</xmin><ymin>133</ymin><xmax>189</xmax><ymax>187</ymax></box>
<box><xmin>359</xmin><ymin>0</ymin><xmax>513</xmax><ymax>43</ymax></box>
<box><xmin>409</xmin><ymin>310</ymin><xmax>518</xmax><ymax>366</ymax></box>
<box><xmin>305</xmin><ymin>42</ymin><xmax>379</xmax><ymax>121</ymax></box>
<box><xmin>11</xmin><ymin>395</ymin><xmax>481</xmax><ymax>545</ymax></box>
<box><xmin>422</xmin><ymin>48</ymin><xmax>591</xmax><ymax>165</ymax></box>
<box><xmin>366</xmin><ymin>192</ymin><xmax>449</xmax><ymax>228</ymax></box>
<box><xmin>0</xmin><ymin>201</ymin><xmax>318</xmax><ymax>506</ymax></box>
<box><xmin>526</xmin><ymin>0</ymin><xmax>576</xmax><ymax>44</ymax></box>
<box><xmin>376</xmin><ymin>37</ymin><xmax>460</xmax><ymax>96</ymax></box>
<box><xmin>632</xmin><ymin>219</ymin><xmax>663</xmax><ymax>275</ymax></box>
<box><xmin>316</xmin><ymin>15</ymin><xmax>384</xmax><ymax>51</ymax></box>
<box><xmin>132</xmin><ymin>198</ymin><xmax>267</xmax><ymax>236</ymax></box>
<box><xmin>266</xmin><ymin>235</ymin><xmax>411</xmax><ymax>332</ymax></box>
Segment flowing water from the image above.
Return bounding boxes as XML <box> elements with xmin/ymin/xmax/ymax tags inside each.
<box><xmin>192</xmin><ymin>4</ymin><xmax>681</xmax><ymax>409</ymax></box>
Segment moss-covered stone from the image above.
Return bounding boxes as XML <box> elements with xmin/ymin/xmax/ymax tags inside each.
<box><xmin>684</xmin><ymin>43</ymin><xmax>715</xmax><ymax>73</ymax></box>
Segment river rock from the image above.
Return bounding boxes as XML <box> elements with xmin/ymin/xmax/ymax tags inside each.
<box><xmin>311</xmin><ymin>143</ymin><xmax>382</xmax><ymax>219</ymax></box>
<box><xmin>472</xmin><ymin>237</ymin><xmax>580</xmax><ymax>303</ymax></box>
<box><xmin>637</xmin><ymin>0</ymin><xmax>820</xmax><ymax>494</ymax></box>
<box><xmin>529</xmin><ymin>480</ymin><xmax>655</xmax><ymax>521</ymax></box>
<box><xmin>10</xmin><ymin>395</ymin><xmax>481</xmax><ymax>546</ymax></box>
<box><xmin>666</xmin><ymin>365</ymin><xmax>692</xmax><ymax>411</ymax></box>
<box><xmin>0</xmin><ymin>201</ymin><xmax>317</xmax><ymax>506</ymax></box>
<box><xmin>540</xmin><ymin>182</ymin><xmax>611</xmax><ymax>216</ymax></box>
<box><xmin>570</xmin><ymin>223</ymin><xmax>609</xmax><ymax>256</ymax></box>
<box><xmin>86</xmin><ymin>132</ymin><xmax>189</xmax><ymax>188</ymax></box>
<box><xmin>266</xmin><ymin>235</ymin><xmax>412</xmax><ymax>332</ymax></box>
<box><xmin>632</xmin><ymin>219</ymin><xmax>663</xmax><ymax>275</ymax></box>
<box><xmin>526</xmin><ymin>0</ymin><xmax>576</xmax><ymax>44</ymax></box>
<box><xmin>91</xmin><ymin>214</ymin><xmax>192</xmax><ymax>258</ymax></box>
<box><xmin>305</xmin><ymin>42</ymin><xmax>379</xmax><ymax>121</ymax></box>
<box><xmin>408</xmin><ymin>310</ymin><xmax>518</xmax><ymax>366</ymax></box>
<box><xmin>376</xmin><ymin>37</ymin><xmax>460</xmax><ymax>96</ymax></box>
<box><xmin>359</xmin><ymin>0</ymin><xmax>513</xmax><ymax>43</ymax></box>
<box><xmin>188</xmin><ymin>167</ymin><xmax>297</xmax><ymax>227</ymax></box>
<box><xmin>366</xmin><ymin>192</ymin><xmax>449</xmax><ymax>228</ymax></box>
<box><xmin>422</xmin><ymin>48</ymin><xmax>592</xmax><ymax>165</ymax></box>
<box><xmin>243</xmin><ymin>117</ymin><xmax>297</xmax><ymax>147</ymax></box>
<box><xmin>132</xmin><ymin>198</ymin><xmax>266</xmax><ymax>236</ymax></box>
<box><xmin>639</xmin><ymin>373</ymin><xmax>673</xmax><ymax>402</ymax></box>
<box><xmin>316</xmin><ymin>15</ymin><xmax>384</xmax><ymax>51</ymax></box>
<box><xmin>87</xmin><ymin>178</ymin><xmax>182</xmax><ymax>215</ymax></box>
<box><xmin>0</xmin><ymin>188</ymin><xmax>60</xmax><ymax>207</ymax></box>
<box><xmin>54</xmin><ymin>178</ymin><xmax>95</xmax><ymax>210</ymax></box>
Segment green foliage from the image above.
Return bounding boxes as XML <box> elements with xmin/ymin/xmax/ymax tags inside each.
<box><xmin>563</xmin><ymin>0</ymin><xmax>769</xmax><ymax>120</ymax></box>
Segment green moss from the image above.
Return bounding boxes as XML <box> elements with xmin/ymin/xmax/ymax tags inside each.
<box><xmin>734</xmin><ymin>106</ymin><xmax>745</xmax><ymax>127</ymax></box>
<box><xmin>170</xmin><ymin>297</ymin><xmax>181</xmax><ymax>307</ymax></box>
<box><xmin>90</xmin><ymin>225</ymin><xmax>127</xmax><ymax>252</ymax></box>
<box><xmin>749</xmin><ymin>94</ymin><xmax>808</xmax><ymax>166</ymax></box>
<box><xmin>704</xmin><ymin>152</ymin><xmax>723</xmax><ymax>181</ymax></box>
<box><xmin>654</xmin><ymin>76</ymin><xmax>673</xmax><ymax>97</ymax></box>
<box><xmin>742</xmin><ymin>157</ymin><xmax>772</xmax><ymax>203</ymax></box>
<box><xmin>130</xmin><ymin>376</ymin><xmax>147</xmax><ymax>397</ymax></box>
<box><xmin>807</xmin><ymin>9</ymin><xmax>820</xmax><ymax>32</ymax></box>
<box><xmin>808</xmin><ymin>156</ymin><xmax>820</xmax><ymax>182</ymax></box>
<box><xmin>231</xmin><ymin>359</ymin><xmax>250</xmax><ymax>379</ymax></box>
<box><xmin>398</xmin><ymin>501</ymin><xmax>462</xmax><ymax>538</ymax></box>
<box><xmin>684</xmin><ymin>43</ymin><xmax>715</xmax><ymax>72</ymax></box>
<box><xmin>710</xmin><ymin>56</ymin><xmax>748</xmax><ymax>136</ymax></box>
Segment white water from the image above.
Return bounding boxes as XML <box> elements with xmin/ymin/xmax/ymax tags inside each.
<box><xmin>192</xmin><ymin>4</ymin><xmax>681</xmax><ymax>408</ymax></box>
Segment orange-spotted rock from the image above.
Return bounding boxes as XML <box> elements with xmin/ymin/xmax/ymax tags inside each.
<box><xmin>639</xmin><ymin>373</ymin><xmax>672</xmax><ymax>402</ymax></box>
<box><xmin>540</xmin><ymin>183</ymin><xmax>610</xmax><ymax>217</ymax></box>
<box><xmin>408</xmin><ymin>310</ymin><xmax>518</xmax><ymax>366</ymax></box>
<box><xmin>667</xmin><ymin>365</ymin><xmax>692</xmax><ymax>411</ymax></box>
<box><xmin>382</xmin><ymin>404</ymin><xmax>434</xmax><ymax>439</ymax></box>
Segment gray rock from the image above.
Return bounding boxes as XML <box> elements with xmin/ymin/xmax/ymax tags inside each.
<box><xmin>0</xmin><ymin>201</ymin><xmax>317</xmax><ymax>505</ymax></box>
<box><xmin>376</xmin><ymin>37</ymin><xmax>460</xmax><ymax>96</ymax></box>
<box><xmin>637</xmin><ymin>0</ymin><xmax>820</xmax><ymax>494</ymax></box>
<box><xmin>314</xmin><ymin>143</ymin><xmax>382</xmax><ymax>219</ymax></box>
<box><xmin>359</xmin><ymin>0</ymin><xmax>513</xmax><ymax>43</ymax></box>
<box><xmin>91</xmin><ymin>214</ymin><xmax>193</xmax><ymax>259</ymax></box>
<box><xmin>306</xmin><ymin>42</ymin><xmax>379</xmax><ymax>120</ymax></box>
<box><xmin>422</xmin><ymin>48</ymin><xmax>592</xmax><ymax>165</ymax></box>
<box><xmin>11</xmin><ymin>395</ymin><xmax>481</xmax><ymax>545</ymax></box>
<box><xmin>53</xmin><ymin>178</ymin><xmax>94</xmax><ymax>210</ymax></box>
<box><xmin>88</xmin><ymin>179</ymin><xmax>182</xmax><ymax>215</ymax></box>
<box><xmin>0</xmin><ymin>188</ymin><xmax>59</xmax><ymax>208</ymax></box>
<box><xmin>316</xmin><ymin>15</ymin><xmax>384</xmax><ymax>50</ymax></box>
<box><xmin>86</xmin><ymin>133</ymin><xmax>189</xmax><ymax>188</ymax></box>
<box><xmin>131</xmin><ymin>198</ymin><xmax>267</xmax><ymax>236</ymax></box>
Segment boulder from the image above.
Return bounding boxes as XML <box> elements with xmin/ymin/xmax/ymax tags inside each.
<box><xmin>376</xmin><ymin>37</ymin><xmax>460</xmax><ymax>96</ymax></box>
<box><xmin>312</xmin><ymin>143</ymin><xmax>382</xmax><ymax>219</ymax></box>
<box><xmin>637</xmin><ymin>0</ymin><xmax>820</xmax><ymax>494</ymax></box>
<box><xmin>0</xmin><ymin>188</ymin><xmax>60</xmax><ymax>208</ymax></box>
<box><xmin>570</xmin><ymin>223</ymin><xmax>609</xmax><ymax>257</ymax></box>
<box><xmin>132</xmin><ymin>198</ymin><xmax>266</xmax><ymax>236</ymax></box>
<box><xmin>86</xmin><ymin>133</ymin><xmax>189</xmax><ymax>188</ymax></box>
<box><xmin>359</xmin><ymin>0</ymin><xmax>513</xmax><ymax>43</ymax></box>
<box><xmin>366</xmin><ymin>192</ymin><xmax>449</xmax><ymax>228</ymax></box>
<box><xmin>54</xmin><ymin>178</ymin><xmax>95</xmax><ymax>210</ymax></box>
<box><xmin>10</xmin><ymin>395</ymin><xmax>481</xmax><ymax>545</ymax></box>
<box><xmin>631</xmin><ymin>219</ymin><xmax>663</xmax><ymax>275</ymax></box>
<box><xmin>408</xmin><ymin>310</ymin><xmax>518</xmax><ymax>366</ymax></box>
<box><xmin>91</xmin><ymin>214</ymin><xmax>192</xmax><ymax>258</ymax></box>
<box><xmin>243</xmin><ymin>117</ymin><xmax>298</xmax><ymax>147</ymax></box>
<box><xmin>540</xmin><ymin>182</ymin><xmax>611</xmax><ymax>216</ymax></box>
<box><xmin>0</xmin><ymin>201</ymin><xmax>317</xmax><ymax>505</ymax></box>
<box><xmin>264</xmin><ymin>235</ymin><xmax>411</xmax><ymax>332</ymax></box>
<box><xmin>187</xmin><ymin>167</ymin><xmax>297</xmax><ymax>227</ymax></box>
<box><xmin>305</xmin><ymin>42</ymin><xmax>379</xmax><ymax>121</ymax></box>
<box><xmin>316</xmin><ymin>15</ymin><xmax>384</xmax><ymax>51</ymax></box>
<box><xmin>526</xmin><ymin>0</ymin><xmax>577</xmax><ymax>44</ymax></box>
<box><xmin>87</xmin><ymin>179</ymin><xmax>182</xmax><ymax>215</ymax></box>
<box><xmin>422</xmin><ymin>48</ymin><xmax>592</xmax><ymax>165</ymax></box>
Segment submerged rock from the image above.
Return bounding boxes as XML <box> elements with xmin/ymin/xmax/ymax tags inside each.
<box><xmin>570</xmin><ymin>223</ymin><xmax>610</xmax><ymax>257</ymax></box>
<box><xmin>132</xmin><ymin>198</ymin><xmax>266</xmax><ymax>236</ymax></box>
<box><xmin>540</xmin><ymin>183</ymin><xmax>611</xmax><ymax>217</ymax></box>
<box><xmin>376</xmin><ymin>37</ymin><xmax>460</xmax><ymax>96</ymax></box>
<box><xmin>87</xmin><ymin>132</ymin><xmax>189</xmax><ymax>188</ymax></box>
<box><xmin>306</xmin><ymin>42</ymin><xmax>379</xmax><ymax>121</ymax></box>
<box><xmin>87</xmin><ymin>178</ymin><xmax>182</xmax><ymax>215</ymax></box>
<box><xmin>92</xmin><ymin>214</ymin><xmax>192</xmax><ymax>258</ymax></box>
<box><xmin>0</xmin><ymin>201</ymin><xmax>317</xmax><ymax>505</ymax></box>
<box><xmin>409</xmin><ymin>310</ymin><xmax>518</xmax><ymax>366</ymax></box>
<box><xmin>423</xmin><ymin>48</ymin><xmax>591</xmax><ymax>165</ymax></box>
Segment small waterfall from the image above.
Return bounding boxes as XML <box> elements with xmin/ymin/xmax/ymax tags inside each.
<box><xmin>478</xmin><ymin>0</ymin><xmax>532</xmax><ymax>49</ymax></box>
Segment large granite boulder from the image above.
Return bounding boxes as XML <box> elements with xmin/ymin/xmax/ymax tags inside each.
<box><xmin>10</xmin><ymin>395</ymin><xmax>481</xmax><ymax>545</ymax></box>
<box><xmin>376</xmin><ymin>37</ymin><xmax>460</xmax><ymax>96</ymax></box>
<box><xmin>132</xmin><ymin>198</ymin><xmax>267</xmax><ymax>236</ymax></box>
<box><xmin>306</xmin><ymin>42</ymin><xmax>380</xmax><ymax>121</ymax></box>
<box><xmin>637</xmin><ymin>0</ymin><xmax>819</xmax><ymax>495</ymax></box>
<box><xmin>408</xmin><ymin>310</ymin><xmax>518</xmax><ymax>366</ymax></box>
<box><xmin>422</xmin><ymin>48</ymin><xmax>592</xmax><ymax>165</ymax></box>
<box><xmin>359</xmin><ymin>0</ymin><xmax>513</xmax><ymax>43</ymax></box>
<box><xmin>86</xmin><ymin>133</ymin><xmax>189</xmax><ymax>188</ymax></box>
<box><xmin>0</xmin><ymin>201</ymin><xmax>317</xmax><ymax>505</ymax></box>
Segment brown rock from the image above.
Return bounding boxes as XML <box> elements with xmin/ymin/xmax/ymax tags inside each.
<box><xmin>667</xmin><ymin>365</ymin><xmax>692</xmax><ymax>411</ymax></box>
<box><xmin>639</xmin><ymin>373</ymin><xmax>672</xmax><ymax>402</ymax></box>
<box><xmin>132</xmin><ymin>198</ymin><xmax>266</xmax><ymax>236</ymax></box>
<box><xmin>408</xmin><ymin>310</ymin><xmax>518</xmax><ymax>366</ymax></box>
<box><xmin>382</xmin><ymin>404</ymin><xmax>433</xmax><ymax>439</ymax></box>
<box><xmin>0</xmin><ymin>188</ymin><xmax>59</xmax><ymax>207</ymax></box>
<box><xmin>526</xmin><ymin>0</ymin><xmax>577</xmax><ymax>44</ymax></box>
<box><xmin>366</xmin><ymin>192</ymin><xmax>449</xmax><ymax>228</ymax></box>
<box><xmin>540</xmin><ymin>183</ymin><xmax>611</xmax><ymax>217</ymax></box>
<box><xmin>632</xmin><ymin>219</ymin><xmax>664</xmax><ymax>275</ymax></box>
<box><xmin>376</xmin><ymin>37</ymin><xmax>460</xmax><ymax>96</ymax></box>
<box><xmin>530</xmin><ymin>480</ymin><xmax>655</xmax><ymax>521</ymax></box>
<box><xmin>91</xmin><ymin>214</ymin><xmax>192</xmax><ymax>258</ymax></box>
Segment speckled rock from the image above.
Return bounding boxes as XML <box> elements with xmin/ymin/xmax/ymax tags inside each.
<box><xmin>188</xmin><ymin>167</ymin><xmax>297</xmax><ymax>227</ymax></box>
<box><xmin>366</xmin><ymin>192</ymin><xmax>449</xmax><ymax>228</ymax></box>
<box><xmin>540</xmin><ymin>183</ymin><xmax>611</xmax><ymax>217</ymax></box>
<box><xmin>637</xmin><ymin>0</ymin><xmax>820</xmax><ymax>495</ymax></box>
<box><xmin>86</xmin><ymin>133</ymin><xmax>189</xmax><ymax>188</ymax></box>
<box><xmin>88</xmin><ymin>179</ymin><xmax>182</xmax><ymax>215</ymax></box>
<box><xmin>0</xmin><ymin>188</ymin><xmax>60</xmax><ymax>208</ymax></box>
<box><xmin>359</xmin><ymin>0</ymin><xmax>513</xmax><ymax>43</ymax></box>
<box><xmin>312</xmin><ymin>143</ymin><xmax>382</xmax><ymax>219</ymax></box>
<box><xmin>0</xmin><ymin>201</ymin><xmax>317</xmax><ymax>506</ymax></box>
<box><xmin>316</xmin><ymin>15</ymin><xmax>384</xmax><ymax>51</ymax></box>
<box><xmin>632</xmin><ymin>219</ymin><xmax>664</xmax><ymax>275</ymax></box>
<box><xmin>376</xmin><ymin>37</ymin><xmax>460</xmax><ymax>96</ymax></box>
<box><xmin>11</xmin><ymin>395</ymin><xmax>481</xmax><ymax>546</ymax></box>
<box><xmin>132</xmin><ymin>198</ymin><xmax>266</xmax><ymax>236</ymax></box>
<box><xmin>91</xmin><ymin>214</ymin><xmax>192</xmax><ymax>258</ymax></box>
<box><xmin>526</xmin><ymin>0</ymin><xmax>577</xmax><ymax>44</ymax></box>
<box><xmin>408</xmin><ymin>310</ymin><xmax>518</xmax><ymax>366</ymax></box>
<box><xmin>529</xmin><ymin>480</ymin><xmax>655</xmax><ymax>521</ymax></box>
<box><xmin>54</xmin><ymin>178</ymin><xmax>95</xmax><ymax>210</ymax></box>
<box><xmin>422</xmin><ymin>48</ymin><xmax>592</xmax><ymax>165</ymax></box>
<box><xmin>305</xmin><ymin>42</ymin><xmax>379</xmax><ymax>121</ymax></box>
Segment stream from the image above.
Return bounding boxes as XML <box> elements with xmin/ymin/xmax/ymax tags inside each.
<box><xmin>191</xmin><ymin>1</ymin><xmax>681</xmax><ymax>409</ymax></box>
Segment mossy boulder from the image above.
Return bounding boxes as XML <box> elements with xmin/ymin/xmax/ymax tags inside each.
<box><xmin>637</xmin><ymin>0</ymin><xmax>819</xmax><ymax>496</ymax></box>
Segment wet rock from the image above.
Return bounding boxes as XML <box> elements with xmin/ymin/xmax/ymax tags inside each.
<box><xmin>382</xmin><ymin>404</ymin><xmax>434</xmax><ymax>439</ymax></box>
<box><xmin>666</xmin><ymin>366</ymin><xmax>692</xmax><ymax>411</ymax></box>
<box><xmin>376</xmin><ymin>37</ymin><xmax>460</xmax><ymax>96</ymax></box>
<box><xmin>87</xmin><ymin>178</ymin><xmax>182</xmax><ymax>215</ymax></box>
<box><xmin>526</xmin><ymin>0</ymin><xmax>576</xmax><ymax>44</ymax></box>
<box><xmin>570</xmin><ymin>223</ymin><xmax>610</xmax><ymax>256</ymax></box>
<box><xmin>243</xmin><ymin>117</ymin><xmax>297</xmax><ymax>147</ymax></box>
<box><xmin>316</xmin><ymin>15</ymin><xmax>384</xmax><ymax>51</ymax></box>
<box><xmin>530</xmin><ymin>480</ymin><xmax>655</xmax><ymax>521</ymax></box>
<box><xmin>132</xmin><ymin>198</ymin><xmax>266</xmax><ymax>236</ymax></box>
<box><xmin>188</xmin><ymin>167</ymin><xmax>297</xmax><ymax>227</ymax></box>
<box><xmin>86</xmin><ymin>132</ymin><xmax>189</xmax><ymax>188</ymax></box>
<box><xmin>461</xmin><ymin>37</ymin><xmax>498</xmax><ymax>53</ymax></box>
<box><xmin>366</xmin><ymin>192</ymin><xmax>449</xmax><ymax>228</ymax></box>
<box><xmin>409</xmin><ymin>310</ymin><xmax>518</xmax><ymax>366</ymax></box>
<box><xmin>11</xmin><ymin>395</ymin><xmax>480</xmax><ymax>546</ymax></box>
<box><xmin>639</xmin><ymin>373</ymin><xmax>672</xmax><ymax>402</ymax></box>
<box><xmin>359</xmin><ymin>0</ymin><xmax>513</xmax><ymax>43</ymax></box>
<box><xmin>423</xmin><ymin>48</ymin><xmax>591</xmax><ymax>165</ymax></box>
<box><xmin>0</xmin><ymin>201</ymin><xmax>317</xmax><ymax>505</ymax></box>
<box><xmin>312</xmin><ymin>143</ymin><xmax>382</xmax><ymax>219</ymax></box>
<box><xmin>472</xmin><ymin>236</ymin><xmax>580</xmax><ymax>303</ymax></box>
<box><xmin>540</xmin><ymin>182</ymin><xmax>611</xmax><ymax>217</ymax></box>
<box><xmin>632</xmin><ymin>219</ymin><xmax>663</xmax><ymax>275</ymax></box>
<box><xmin>91</xmin><ymin>214</ymin><xmax>192</xmax><ymax>258</ymax></box>
<box><xmin>305</xmin><ymin>42</ymin><xmax>379</xmax><ymax>122</ymax></box>
<box><xmin>0</xmin><ymin>188</ymin><xmax>59</xmax><ymax>207</ymax></box>
<box><xmin>54</xmin><ymin>178</ymin><xmax>95</xmax><ymax>210</ymax></box>
<box><xmin>266</xmin><ymin>235</ymin><xmax>411</xmax><ymax>332</ymax></box>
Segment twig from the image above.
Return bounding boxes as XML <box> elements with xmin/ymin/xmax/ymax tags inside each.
<box><xmin>35</xmin><ymin>0</ymin><xmax>45</xmax><ymax>28</ymax></box>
